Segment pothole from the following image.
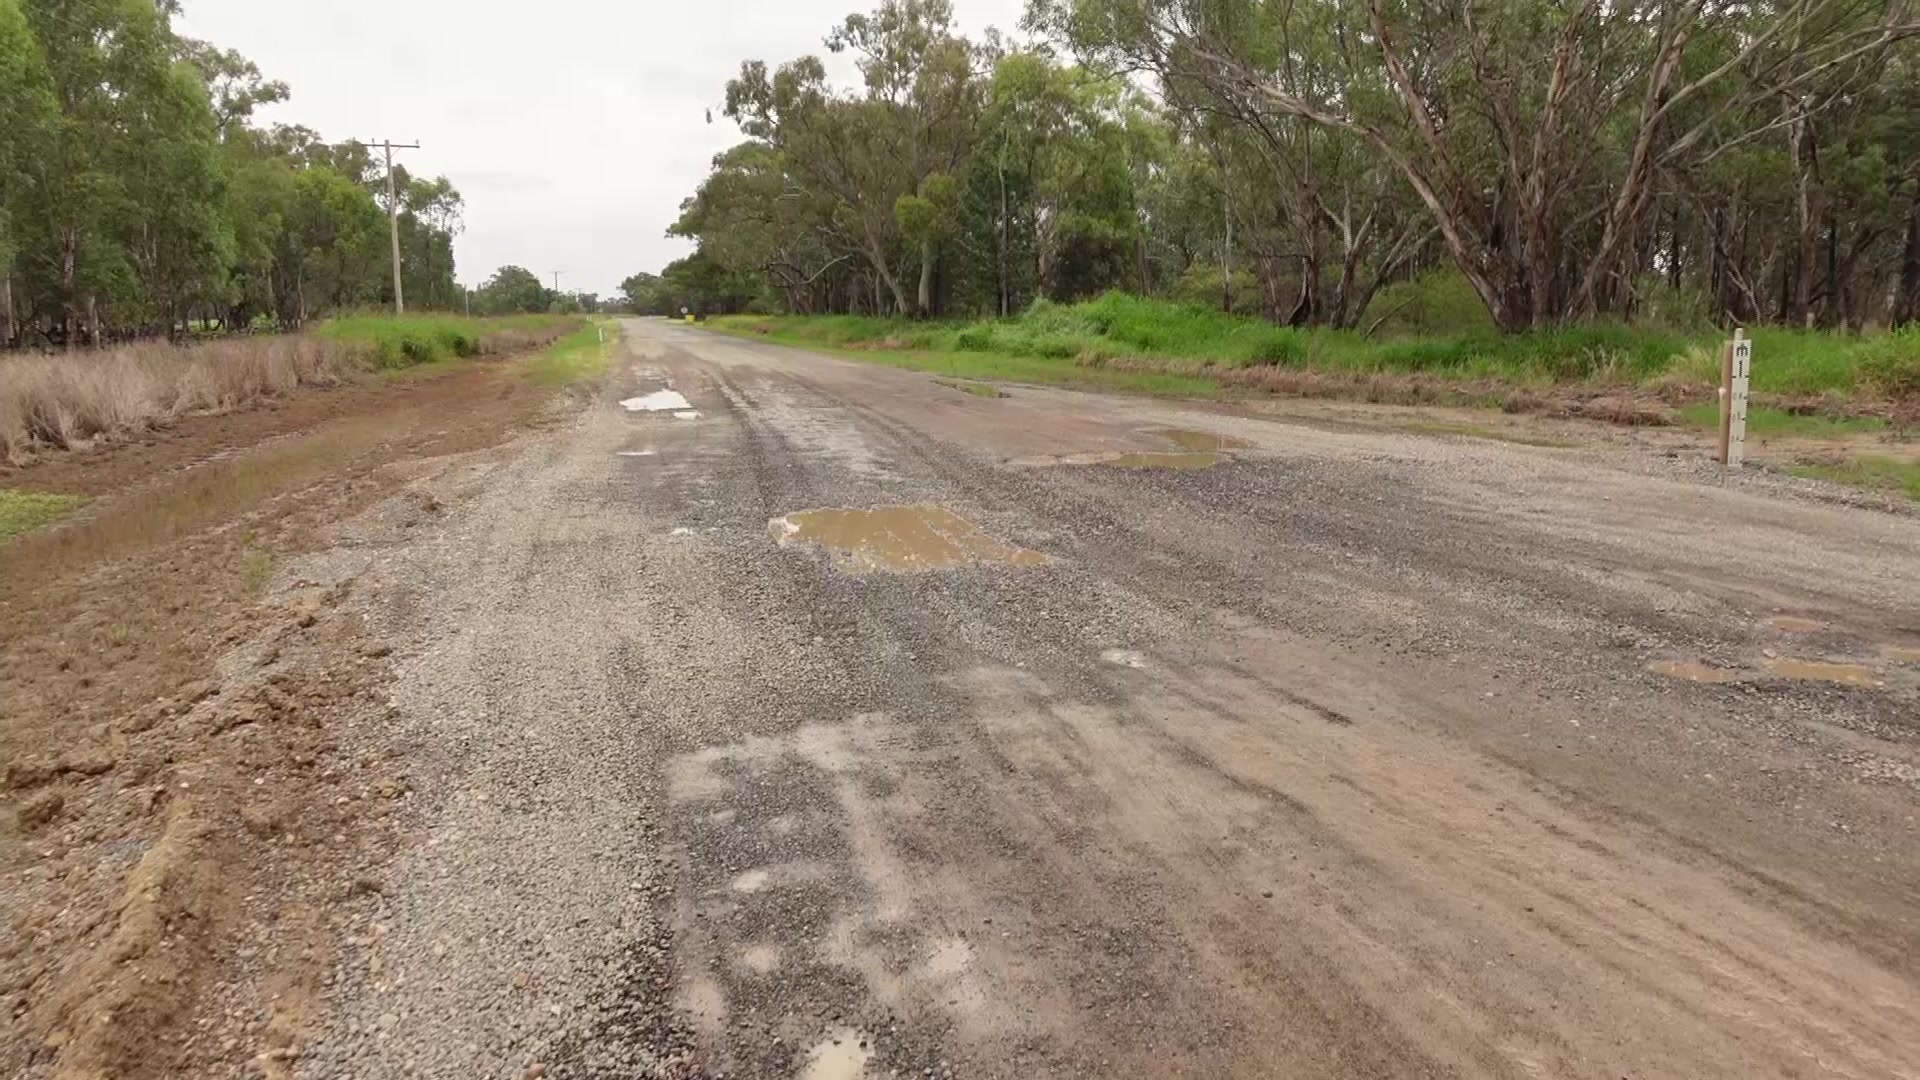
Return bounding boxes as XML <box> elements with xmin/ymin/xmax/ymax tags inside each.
<box><xmin>620</xmin><ymin>389</ymin><xmax>690</xmax><ymax>413</ymax></box>
<box><xmin>1765</xmin><ymin>658</ymin><xmax>1879</xmax><ymax>687</ymax></box>
<box><xmin>1149</xmin><ymin>427</ymin><xmax>1252</xmax><ymax>452</ymax></box>
<box><xmin>799</xmin><ymin>1028</ymin><xmax>872</xmax><ymax>1080</ymax></box>
<box><xmin>1649</xmin><ymin>660</ymin><xmax>1744</xmax><ymax>683</ymax></box>
<box><xmin>1013</xmin><ymin>450</ymin><xmax>1224</xmax><ymax>470</ymax></box>
<box><xmin>1106</xmin><ymin>451</ymin><xmax>1221</xmax><ymax>470</ymax></box>
<box><xmin>770</xmin><ymin>505</ymin><xmax>1048</xmax><ymax>573</ymax></box>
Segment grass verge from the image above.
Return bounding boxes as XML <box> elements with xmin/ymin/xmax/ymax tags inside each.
<box><xmin>318</xmin><ymin>313</ymin><xmax>579</xmax><ymax>369</ymax></box>
<box><xmin>709</xmin><ymin>292</ymin><xmax>1920</xmax><ymax>406</ymax></box>
<box><xmin>524</xmin><ymin>320</ymin><xmax>619</xmax><ymax>386</ymax></box>
<box><xmin>2</xmin><ymin>315</ymin><xmax>583</xmax><ymax>464</ymax></box>
<box><xmin>1791</xmin><ymin>457</ymin><xmax>1920</xmax><ymax>501</ymax></box>
<box><xmin>0</xmin><ymin>489</ymin><xmax>85</xmax><ymax>540</ymax></box>
<box><xmin>1675</xmin><ymin>403</ymin><xmax>1888</xmax><ymax>437</ymax></box>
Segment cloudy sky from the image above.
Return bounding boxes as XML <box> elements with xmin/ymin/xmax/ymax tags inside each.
<box><xmin>174</xmin><ymin>0</ymin><xmax>1029</xmax><ymax>300</ymax></box>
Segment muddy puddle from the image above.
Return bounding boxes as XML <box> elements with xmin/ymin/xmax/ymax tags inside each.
<box><xmin>1108</xmin><ymin>451</ymin><xmax>1221</xmax><ymax>470</ymax></box>
<box><xmin>1885</xmin><ymin>645</ymin><xmax>1920</xmax><ymax>664</ymax></box>
<box><xmin>1148</xmin><ymin>427</ymin><xmax>1252</xmax><ymax>452</ymax></box>
<box><xmin>771</xmin><ymin>505</ymin><xmax>1048</xmax><ymax>573</ymax></box>
<box><xmin>1765</xmin><ymin>658</ymin><xmax>1879</xmax><ymax>687</ymax></box>
<box><xmin>1766</xmin><ymin>615</ymin><xmax>1828</xmax><ymax>633</ymax></box>
<box><xmin>1649</xmin><ymin>660</ymin><xmax>1744</xmax><ymax>684</ymax></box>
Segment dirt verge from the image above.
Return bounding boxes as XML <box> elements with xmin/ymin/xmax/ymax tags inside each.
<box><xmin>1</xmin><ymin>358</ymin><xmax>583</xmax><ymax>1079</ymax></box>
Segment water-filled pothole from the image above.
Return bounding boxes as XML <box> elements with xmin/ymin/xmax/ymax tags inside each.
<box><xmin>1765</xmin><ymin>657</ymin><xmax>1878</xmax><ymax>687</ymax></box>
<box><xmin>1105</xmin><ymin>451</ymin><xmax>1221</xmax><ymax>470</ymax></box>
<box><xmin>1149</xmin><ymin>427</ymin><xmax>1252</xmax><ymax>452</ymax></box>
<box><xmin>770</xmin><ymin>505</ymin><xmax>1048</xmax><ymax>573</ymax></box>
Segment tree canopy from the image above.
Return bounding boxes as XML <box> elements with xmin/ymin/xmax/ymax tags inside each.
<box><xmin>0</xmin><ymin>0</ymin><xmax>468</xmax><ymax>347</ymax></box>
<box><xmin>652</xmin><ymin>0</ymin><xmax>1920</xmax><ymax>333</ymax></box>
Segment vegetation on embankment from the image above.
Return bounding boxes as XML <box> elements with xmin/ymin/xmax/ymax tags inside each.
<box><xmin>317</xmin><ymin>313</ymin><xmax>580</xmax><ymax>368</ymax></box>
<box><xmin>1</xmin><ymin>316</ymin><xmax>580</xmax><ymax>464</ymax></box>
<box><xmin>524</xmin><ymin>319</ymin><xmax>621</xmax><ymax>386</ymax></box>
<box><xmin>710</xmin><ymin>293</ymin><xmax>1920</xmax><ymax>417</ymax></box>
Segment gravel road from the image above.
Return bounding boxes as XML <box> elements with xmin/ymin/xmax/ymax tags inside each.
<box><xmin>296</xmin><ymin>318</ymin><xmax>1920</xmax><ymax>1079</ymax></box>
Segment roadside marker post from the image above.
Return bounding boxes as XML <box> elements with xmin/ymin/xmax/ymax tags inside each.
<box><xmin>1718</xmin><ymin>328</ymin><xmax>1750</xmax><ymax>468</ymax></box>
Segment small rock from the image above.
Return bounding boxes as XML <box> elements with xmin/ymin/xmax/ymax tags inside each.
<box><xmin>59</xmin><ymin>747</ymin><xmax>119</xmax><ymax>777</ymax></box>
<box><xmin>523</xmin><ymin>1065</ymin><xmax>546</xmax><ymax>1080</ymax></box>
<box><xmin>17</xmin><ymin>789</ymin><xmax>65</xmax><ymax>828</ymax></box>
<box><xmin>360</xmin><ymin>642</ymin><xmax>393</xmax><ymax>658</ymax></box>
<box><xmin>3</xmin><ymin>759</ymin><xmax>56</xmax><ymax>790</ymax></box>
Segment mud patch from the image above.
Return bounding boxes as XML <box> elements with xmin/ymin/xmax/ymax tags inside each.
<box><xmin>1882</xmin><ymin>645</ymin><xmax>1920</xmax><ymax>665</ymax></box>
<box><xmin>1766</xmin><ymin>658</ymin><xmax>1879</xmax><ymax>687</ymax></box>
<box><xmin>770</xmin><ymin>506</ymin><xmax>1048</xmax><ymax>573</ymax></box>
<box><xmin>1650</xmin><ymin>660</ymin><xmax>1744</xmax><ymax>684</ymax></box>
<box><xmin>1766</xmin><ymin>615</ymin><xmax>1828</xmax><ymax>633</ymax></box>
<box><xmin>1149</xmin><ymin>427</ymin><xmax>1252</xmax><ymax>452</ymax></box>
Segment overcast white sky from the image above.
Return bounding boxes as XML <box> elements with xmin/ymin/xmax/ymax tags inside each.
<box><xmin>173</xmin><ymin>1</ymin><xmax>1029</xmax><ymax>299</ymax></box>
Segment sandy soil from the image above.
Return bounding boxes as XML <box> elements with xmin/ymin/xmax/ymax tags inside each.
<box><xmin>7</xmin><ymin>320</ymin><xmax>1918</xmax><ymax>1078</ymax></box>
<box><xmin>282</xmin><ymin>319</ymin><xmax>1916</xmax><ymax>1079</ymax></box>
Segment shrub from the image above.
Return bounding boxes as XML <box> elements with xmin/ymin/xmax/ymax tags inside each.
<box><xmin>1245</xmin><ymin>327</ymin><xmax>1307</xmax><ymax>366</ymax></box>
<box><xmin>954</xmin><ymin>326</ymin><xmax>993</xmax><ymax>351</ymax></box>
<box><xmin>1859</xmin><ymin>327</ymin><xmax>1920</xmax><ymax>402</ymax></box>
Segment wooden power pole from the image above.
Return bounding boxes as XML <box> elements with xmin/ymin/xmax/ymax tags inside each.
<box><xmin>367</xmin><ymin>139</ymin><xmax>421</xmax><ymax>315</ymax></box>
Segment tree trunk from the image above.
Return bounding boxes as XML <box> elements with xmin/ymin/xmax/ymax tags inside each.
<box><xmin>1896</xmin><ymin>195</ymin><xmax>1920</xmax><ymax>327</ymax></box>
<box><xmin>915</xmin><ymin>239</ymin><xmax>934</xmax><ymax>318</ymax></box>
<box><xmin>61</xmin><ymin>226</ymin><xmax>79</xmax><ymax>351</ymax></box>
<box><xmin>1</xmin><ymin>274</ymin><xmax>12</xmax><ymax>350</ymax></box>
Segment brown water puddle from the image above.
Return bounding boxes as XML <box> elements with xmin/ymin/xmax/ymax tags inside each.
<box><xmin>1148</xmin><ymin>427</ymin><xmax>1252</xmax><ymax>452</ymax></box>
<box><xmin>770</xmin><ymin>505</ymin><xmax>1048</xmax><ymax>573</ymax></box>
<box><xmin>1884</xmin><ymin>645</ymin><xmax>1920</xmax><ymax>665</ymax></box>
<box><xmin>1106</xmin><ymin>452</ymin><xmax>1221</xmax><ymax>470</ymax></box>
<box><xmin>1649</xmin><ymin>660</ymin><xmax>1744</xmax><ymax>684</ymax></box>
<box><xmin>1766</xmin><ymin>615</ymin><xmax>1828</xmax><ymax>633</ymax></box>
<box><xmin>1766</xmin><ymin>658</ymin><xmax>1879</xmax><ymax>687</ymax></box>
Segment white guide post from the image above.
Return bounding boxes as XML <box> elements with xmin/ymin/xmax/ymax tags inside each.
<box><xmin>1728</xmin><ymin>329</ymin><xmax>1751</xmax><ymax>468</ymax></box>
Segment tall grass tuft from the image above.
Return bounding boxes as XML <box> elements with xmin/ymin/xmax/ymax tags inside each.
<box><xmin>0</xmin><ymin>316</ymin><xmax>580</xmax><ymax>464</ymax></box>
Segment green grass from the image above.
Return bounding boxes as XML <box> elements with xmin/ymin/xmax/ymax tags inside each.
<box><xmin>708</xmin><ymin>292</ymin><xmax>1920</xmax><ymax>401</ymax></box>
<box><xmin>1675</xmin><ymin>403</ymin><xmax>1887</xmax><ymax>436</ymax></box>
<box><xmin>319</xmin><ymin>313</ymin><xmax>578</xmax><ymax>369</ymax></box>
<box><xmin>525</xmin><ymin>320</ymin><xmax>619</xmax><ymax>386</ymax></box>
<box><xmin>1791</xmin><ymin>457</ymin><xmax>1920</xmax><ymax>500</ymax></box>
<box><xmin>0</xmin><ymin>489</ymin><xmax>85</xmax><ymax>541</ymax></box>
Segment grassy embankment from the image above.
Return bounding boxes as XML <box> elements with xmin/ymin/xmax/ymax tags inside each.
<box><xmin>0</xmin><ymin>314</ymin><xmax>586</xmax><ymax>536</ymax></box>
<box><xmin>523</xmin><ymin>318</ymin><xmax>622</xmax><ymax>386</ymax></box>
<box><xmin>708</xmin><ymin>293</ymin><xmax>1919</xmax><ymax>498</ymax></box>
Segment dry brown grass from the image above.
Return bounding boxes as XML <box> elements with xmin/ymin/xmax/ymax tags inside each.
<box><xmin>0</xmin><ymin>338</ymin><xmax>351</xmax><ymax>464</ymax></box>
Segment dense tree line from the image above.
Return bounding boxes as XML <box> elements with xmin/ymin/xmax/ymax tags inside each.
<box><xmin>658</xmin><ymin>0</ymin><xmax>1920</xmax><ymax>333</ymax></box>
<box><xmin>0</xmin><ymin>0</ymin><xmax>465</xmax><ymax>348</ymax></box>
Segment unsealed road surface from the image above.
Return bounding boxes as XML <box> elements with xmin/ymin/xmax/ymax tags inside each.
<box><xmin>298</xmin><ymin>319</ymin><xmax>1920</xmax><ymax>1079</ymax></box>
